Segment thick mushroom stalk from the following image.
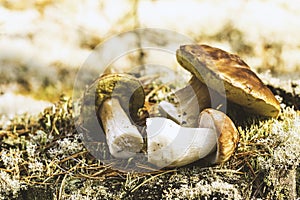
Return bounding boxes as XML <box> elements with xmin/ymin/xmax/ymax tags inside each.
<box><xmin>159</xmin><ymin>76</ymin><xmax>209</xmax><ymax>127</ymax></box>
<box><xmin>100</xmin><ymin>98</ymin><xmax>144</xmax><ymax>158</ymax></box>
<box><xmin>147</xmin><ymin>108</ymin><xmax>239</xmax><ymax>168</ymax></box>
<box><xmin>158</xmin><ymin>76</ymin><xmax>222</xmax><ymax>127</ymax></box>
<box><xmin>147</xmin><ymin>117</ymin><xmax>216</xmax><ymax>168</ymax></box>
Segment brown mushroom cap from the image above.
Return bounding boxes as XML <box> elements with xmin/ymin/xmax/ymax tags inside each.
<box><xmin>81</xmin><ymin>73</ymin><xmax>145</xmax><ymax>131</ymax></box>
<box><xmin>198</xmin><ymin>108</ymin><xmax>239</xmax><ymax>164</ymax></box>
<box><xmin>176</xmin><ymin>44</ymin><xmax>280</xmax><ymax>117</ymax></box>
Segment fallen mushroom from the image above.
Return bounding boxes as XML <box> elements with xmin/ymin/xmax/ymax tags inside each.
<box><xmin>147</xmin><ymin>108</ymin><xmax>238</xmax><ymax>168</ymax></box>
<box><xmin>81</xmin><ymin>74</ymin><xmax>145</xmax><ymax>158</ymax></box>
<box><xmin>176</xmin><ymin>44</ymin><xmax>281</xmax><ymax>117</ymax></box>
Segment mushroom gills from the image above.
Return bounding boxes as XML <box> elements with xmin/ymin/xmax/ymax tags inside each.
<box><xmin>147</xmin><ymin>117</ymin><xmax>217</xmax><ymax>168</ymax></box>
<box><xmin>100</xmin><ymin>98</ymin><xmax>144</xmax><ymax>158</ymax></box>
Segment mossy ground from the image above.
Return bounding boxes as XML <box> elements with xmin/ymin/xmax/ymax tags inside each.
<box><xmin>0</xmin><ymin>83</ymin><xmax>300</xmax><ymax>200</ymax></box>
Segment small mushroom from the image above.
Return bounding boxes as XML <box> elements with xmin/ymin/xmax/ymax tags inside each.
<box><xmin>82</xmin><ymin>74</ymin><xmax>145</xmax><ymax>158</ymax></box>
<box><xmin>176</xmin><ymin>44</ymin><xmax>281</xmax><ymax>117</ymax></box>
<box><xmin>147</xmin><ymin>108</ymin><xmax>238</xmax><ymax>168</ymax></box>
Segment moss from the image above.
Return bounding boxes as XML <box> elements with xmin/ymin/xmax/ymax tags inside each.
<box><xmin>0</xmin><ymin>88</ymin><xmax>299</xmax><ymax>199</ymax></box>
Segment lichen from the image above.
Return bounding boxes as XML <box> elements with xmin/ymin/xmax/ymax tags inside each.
<box><xmin>0</xmin><ymin>94</ymin><xmax>299</xmax><ymax>199</ymax></box>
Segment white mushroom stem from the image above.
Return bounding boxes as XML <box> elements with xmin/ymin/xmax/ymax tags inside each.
<box><xmin>147</xmin><ymin>117</ymin><xmax>217</xmax><ymax>168</ymax></box>
<box><xmin>100</xmin><ymin>98</ymin><xmax>144</xmax><ymax>158</ymax></box>
<box><xmin>158</xmin><ymin>76</ymin><xmax>212</xmax><ymax>127</ymax></box>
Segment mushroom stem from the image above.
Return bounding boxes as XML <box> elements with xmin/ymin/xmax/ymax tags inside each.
<box><xmin>147</xmin><ymin>117</ymin><xmax>217</xmax><ymax>168</ymax></box>
<box><xmin>100</xmin><ymin>98</ymin><xmax>144</xmax><ymax>158</ymax></box>
<box><xmin>158</xmin><ymin>76</ymin><xmax>213</xmax><ymax>127</ymax></box>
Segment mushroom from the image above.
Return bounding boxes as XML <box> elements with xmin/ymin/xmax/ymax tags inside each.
<box><xmin>147</xmin><ymin>108</ymin><xmax>239</xmax><ymax>168</ymax></box>
<box><xmin>176</xmin><ymin>44</ymin><xmax>281</xmax><ymax>117</ymax></box>
<box><xmin>81</xmin><ymin>74</ymin><xmax>145</xmax><ymax>158</ymax></box>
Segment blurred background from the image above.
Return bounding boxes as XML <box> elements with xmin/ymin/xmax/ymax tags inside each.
<box><xmin>1</xmin><ymin>0</ymin><xmax>300</xmax><ymax>118</ymax></box>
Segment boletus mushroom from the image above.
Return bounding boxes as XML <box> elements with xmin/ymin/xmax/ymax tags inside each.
<box><xmin>176</xmin><ymin>44</ymin><xmax>281</xmax><ymax>117</ymax></box>
<box><xmin>82</xmin><ymin>74</ymin><xmax>145</xmax><ymax>158</ymax></box>
<box><xmin>147</xmin><ymin>108</ymin><xmax>239</xmax><ymax>168</ymax></box>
